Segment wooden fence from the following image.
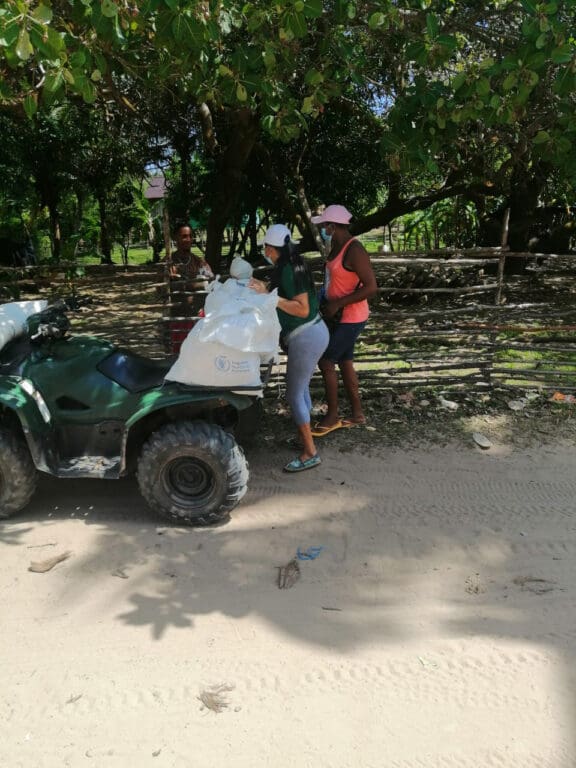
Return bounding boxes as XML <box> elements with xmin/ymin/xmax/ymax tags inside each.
<box><xmin>268</xmin><ymin>246</ymin><xmax>576</xmax><ymax>395</ymax></box>
<box><xmin>1</xmin><ymin>247</ymin><xmax>576</xmax><ymax>394</ymax></box>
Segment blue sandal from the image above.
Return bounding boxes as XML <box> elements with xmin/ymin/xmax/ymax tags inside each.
<box><xmin>283</xmin><ymin>455</ymin><xmax>322</xmax><ymax>473</ymax></box>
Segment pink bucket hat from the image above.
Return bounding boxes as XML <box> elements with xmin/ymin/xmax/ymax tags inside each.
<box><xmin>311</xmin><ymin>204</ymin><xmax>352</xmax><ymax>225</ymax></box>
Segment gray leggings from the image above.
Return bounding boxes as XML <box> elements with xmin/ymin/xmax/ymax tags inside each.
<box><xmin>285</xmin><ymin>320</ymin><xmax>329</xmax><ymax>426</ymax></box>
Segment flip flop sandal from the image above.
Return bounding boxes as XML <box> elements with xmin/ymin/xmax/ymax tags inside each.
<box><xmin>310</xmin><ymin>420</ymin><xmax>344</xmax><ymax>437</ymax></box>
<box><xmin>340</xmin><ymin>418</ymin><xmax>366</xmax><ymax>428</ymax></box>
<box><xmin>283</xmin><ymin>455</ymin><xmax>322</xmax><ymax>473</ymax></box>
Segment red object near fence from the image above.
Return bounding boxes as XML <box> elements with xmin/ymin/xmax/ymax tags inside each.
<box><xmin>167</xmin><ymin>319</ymin><xmax>196</xmax><ymax>354</ymax></box>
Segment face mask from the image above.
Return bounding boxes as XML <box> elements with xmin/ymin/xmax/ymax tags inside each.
<box><xmin>264</xmin><ymin>254</ymin><xmax>274</xmax><ymax>266</ymax></box>
<box><xmin>320</xmin><ymin>227</ymin><xmax>333</xmax><ymax>247</ymax></box>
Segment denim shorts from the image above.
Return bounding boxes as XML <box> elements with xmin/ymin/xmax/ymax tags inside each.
<box><xmin>321</xmin><ymin>321</ymin><xmax>366</xmax><ymax>363</ymax></box>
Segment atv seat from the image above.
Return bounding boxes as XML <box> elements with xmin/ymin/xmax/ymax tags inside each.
<box><xmin>97</xmin><ymin>350</ymin><xmax>175</xmax><ymax>393</ymax></box>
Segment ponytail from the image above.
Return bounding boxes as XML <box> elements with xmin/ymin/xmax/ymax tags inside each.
<box><xmin>269</xmin><ymin>238</ymin><xmax>313</xmax><ymax>295</ymax></box>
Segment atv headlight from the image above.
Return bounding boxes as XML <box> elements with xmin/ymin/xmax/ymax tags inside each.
<box><xmin>20</xmin><ymin>379</ymin><xmax>52</xmax><ymax>424</ymax></box>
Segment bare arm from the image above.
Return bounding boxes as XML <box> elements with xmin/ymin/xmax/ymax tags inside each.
<box><xmin>248</xmin><ymin>279</ymin><xmax>310</xmax><ymax>318</ymax></box>
<box><xmin>277</xmin><ymin>291</ymin><xmax>309</xmax><ymax>318</ymax></box>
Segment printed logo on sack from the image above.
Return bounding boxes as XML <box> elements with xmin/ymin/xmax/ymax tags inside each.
<box><xmin>215</xmin><ymin>355</ymin><xmax>231</xmax><ymax>372</ymax></box>
<box><xmin>215</xmin><ymin>355</ymin><xmax>252</xmax><ymax>373</ymax></box>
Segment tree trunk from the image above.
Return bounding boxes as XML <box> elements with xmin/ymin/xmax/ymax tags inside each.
<box><xmin>47</xmin><ymin>200</ymin><xmax>61</xmax><ymax>261</ymax></box>
<box><xmin>205</xmin><ymin>109</ymin><xmax>260</xmax><ymax>271</ymax></box>
<box><xmin>98</xmin><ymin>193</ymin><xmax>113</xmax><ymax>264</ymax></box>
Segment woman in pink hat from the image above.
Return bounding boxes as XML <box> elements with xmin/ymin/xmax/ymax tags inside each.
<box><xmin>310</xmin><ymin>205</ymin><xmax>378</xmax><ymax>435</ymax></box>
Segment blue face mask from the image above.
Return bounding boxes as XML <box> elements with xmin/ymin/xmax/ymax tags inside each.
<box><xmin>320</xmin><ymin>227</ymin><xmax>332</xmax><ymax>248</ymax></box>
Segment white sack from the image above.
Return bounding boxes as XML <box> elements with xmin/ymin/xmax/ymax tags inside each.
<box><xmin>197</xmin><ymin>279</ymin><xmax>280</xmax><ymax>357</ymax></box>
<box><xmin>165</xmin><ymin>337</ymin><xmax>262</xmax><ymax>389</ymax></box>
<box><xmin>229</xmin><ymin>256</ymin><xmax>253</xmax><ymax>281</ymax></box>
<box><xmin>0</xmin><ymin>300</ymin><xmax>47</xmax><ymax>352</ymax></box>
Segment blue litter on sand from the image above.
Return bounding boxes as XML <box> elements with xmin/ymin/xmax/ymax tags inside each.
<box><xmin>297</xmin><ymin>546</ymin><xmax>324</xmax><ymax>561</ymax></box>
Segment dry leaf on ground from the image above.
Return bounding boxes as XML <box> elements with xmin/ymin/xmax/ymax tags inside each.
<box><xmin>29</xmin><ymin>551</ymin><xmax>72</xmax><ymax>573</ymax></box>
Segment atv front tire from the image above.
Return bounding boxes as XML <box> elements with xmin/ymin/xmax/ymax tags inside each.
<box><xmin>137</xmin><ymin>421</ymin><xmax>248</xmax><ymax>526</ymax></box>
<box><xmin>0</xmin><ymin>430</ymin><xmax>37</xmax><ymax>519</ymax></box>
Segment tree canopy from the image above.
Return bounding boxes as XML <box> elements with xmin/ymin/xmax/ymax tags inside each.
<box><xmin>1</xmin><ymin>1</ymin><xmax>575</xmax><ymax>262</ymax></box>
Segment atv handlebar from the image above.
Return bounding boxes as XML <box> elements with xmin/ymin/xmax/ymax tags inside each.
<box><xmin>28</xmin><ymin>303</ymin><xmax>71</xmax><ymax>342</ymax></box>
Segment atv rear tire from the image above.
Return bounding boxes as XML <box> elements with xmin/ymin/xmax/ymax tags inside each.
<box><xmin>137</xmin><ymin>421</ymin><xmax>248</xmax><ymax>526</ymax></box>
<box><xmin>0</xmin><ymin>430</ymin><xmax>37</xmax><ymax>519</ymax></box>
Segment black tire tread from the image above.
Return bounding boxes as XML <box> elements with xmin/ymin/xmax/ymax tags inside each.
<box><xmin>0</xmin><ymin>429</ymin><xmax>37</xmax><ymax>519</ymax></box>
<box><xmin>137</xmin><ymin>421</ymin><xmax>248</xmax><ymax>526</ymax></box>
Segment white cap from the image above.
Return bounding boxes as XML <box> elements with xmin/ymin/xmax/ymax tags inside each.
<box><xmin>260</xmin><ymin>223</ymin><xmax>291</xmax><ymax>248</ymax></box>
<box><xmin>311</xmin><ymin>204</ymin><xmax>352</xmax><ymax>225</ymax></box>
<box><xmin>229</xmin><ymin>256</ymin><xmax>253</xmax><ymax>280</ymax></box>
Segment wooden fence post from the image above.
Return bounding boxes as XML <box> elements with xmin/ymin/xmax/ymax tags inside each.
<box><xmin>495</xmin><ymin>207</ymin><xmax>510</xmax><ymax>306</ymax></box>
<box><xmin>495</xmin><ymin>252</ymin><xmax>507</xmax><ymax>306</ymax></box>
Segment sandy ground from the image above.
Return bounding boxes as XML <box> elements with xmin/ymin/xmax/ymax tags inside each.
<box><xmin>1</xmin><ymin>435</ymin><xmax>576</xmax><ymax>768</ymax></box>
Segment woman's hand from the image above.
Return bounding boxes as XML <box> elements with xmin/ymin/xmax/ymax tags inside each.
<box><xmin>248</xmin><ymin>278</ymin><xmax>268</xmax><ymax>294</ymax></box>
<box><xmin>321</xmin><ymin>299</ymin><xmax>341</xmax><ymax>318</ymax></box>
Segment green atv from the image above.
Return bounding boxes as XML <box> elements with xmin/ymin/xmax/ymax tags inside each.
<box><xmin>0</xmin><ymin>300</ymin><xmax>263</xmax><ymax>526</ymax></box>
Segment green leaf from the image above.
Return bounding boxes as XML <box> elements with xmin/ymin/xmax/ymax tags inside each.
<box><xmin>74</xmin><ymin>74</ymin><xmax>96</xmax><ymax>102</ymax></box>
<box><xmin>551</xmin><ymin>45</ymin><xmax>573</xmax><ymax>64</ymax></box>
<box><xmin>426</xmin><ymin>13</ymin><xmax>439</xmax><ymax>39</ymax></box>
<box><xmin>43</xmin><ymin>70</ymin><xmax>65</xmax><ymax>94</ymax></box>
<box><xmin>23</xmin><ymin>93</ymin><xmax>37</xmax><ymax>119</ymax></box>
<box><xmin>236</xmin><ymin>83</ymin><xmax>247</xmax><ymax>101</ymax></box>
<box><xmin>263</xmin><ymin>50</ymin><xmax>276</xmax><ymax>70</ymax></box>
<box><xmin>436</xmin><ymin>34</ymin><xmax>457</xmax><ymax>50</ymax></box>
<box><xmin>301</xmin><ymin>95</ymin><xmax>315</xmax><ymax>114</ymax></box>
<box><xmin>101</xmin><ymin>0</ymin><xmax>118</xmax><ymax>17</ymax></box>
<box><xmin>476</xmin><ymin>77</ymin><xmax>491</xmax><ymax>96</ymax></box>
<box><xmin>0</xmin><ymin>18</ymin><xmax>20</xmax><ymax>48</ymax></box>
<box><xmin>406</xmin><ymin>41</ymin><xmax>427</xmax><ymax>65</ymax></box>
<box><xmin>480</xmin><ymin>57</ymin><xmax>495</xmax><ymax>70</ymax></box>
<box><xmin>70</xmin><ymin>51</ymin><xmax>86</xmax><ymax>68</ymax></box>
<box><xmin>45</xmin><ymin>26</ymin><xmax>64</xmax><ymax>52</ymax></box>
<box><xmin>519</xmin><ymin>0</ymin><xmax>537</xmax><ymax>11</ymax></box>
<box><xmin>303</xmin><ymin>0</ymin><xmax>323</xmax><ymax>19</ymax></box>
<box><xmin>286</xmin><ymin>11</ymin><xmax>307</xmax><ymax>38</ymax></box>
<box><xmin>453</xmin><ymin>72</ymin><xmax>466</xmax><ymax>91</ymax></box>
<box><xmin>171</xmin><ymin>13</ymin><xmax>203</xmax><ymax>46</ymax></box>
<box><xmin>369</xmin><ymin>12</ymin><xmax>386</xmax><ymax>29</ymax></box>
<box><xmin>91</xmin><ymin>69</ymin><xmax>102</xmax><ymax>82</ymax></box>
<box><xmin>533</xmin><ymin>130</ymin><xmax>550</xmax><ymax>144</ymax></box>
<box><xmin>16</xmin><ymin>28</ymin><xmax>33</xmax><ymax>60</ymax></box>
<box><xmin>218</xmin><ymin>64</ymin><xmax>233</xmax><ymax>76</ymax></box>
<box><xmin>304</xmin><ymin>68</ymin><xmax>323</xmax><ymax>86</ymax></box>
<box><xmin>503</xmin><ymin>72</ymin><xmax>517</xmax><ymax>91</ymax></box>
<box><xmin>32</xmin><ymin>4</ymin><xmax>53</xmax><ymax>24</ymax></box>
<box><xmin>535</xmin><ymin>33</ymin><xmax>547</xmax><ymax>49</ymax></box>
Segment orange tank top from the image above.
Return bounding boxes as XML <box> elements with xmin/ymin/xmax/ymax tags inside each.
<box><xmin>325</xmin><ymin>239</ymin><xmax>369</xmax><ymax>324</ymax></box>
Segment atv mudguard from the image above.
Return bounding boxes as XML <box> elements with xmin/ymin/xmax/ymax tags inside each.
<box><xmin>120</xmin><ymin>383</ymin><xmax>258</xmax><ymax>474</ymax></box>
<box><xmin>0</xmin><ymin>375</ymin><xmax>55</xmax><ymax>472</ymax></box>
<box><xmin>124</xmin><ymin>383</ymin><xmax>255</xmax><ymax>429</ymax></box>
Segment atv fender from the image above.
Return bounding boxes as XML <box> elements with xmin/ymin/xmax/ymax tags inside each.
<box><xmin>120</xmin><ymin>385</ymin><xmax>256</xmax><ymax>474</ymax></box>
<box><xmin>0</xmin><ymin>376</ymin><xmax>55</xmax><ymax>471</ymax></box>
